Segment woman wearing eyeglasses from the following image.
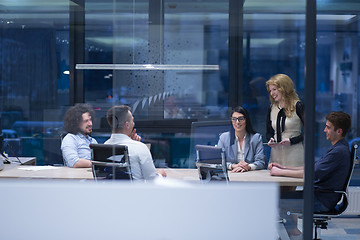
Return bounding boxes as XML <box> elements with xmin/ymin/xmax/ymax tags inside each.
<box><xmin>217</xmin><ymin>106</ymin><xmax>266</xmax><ymax>172</ymax></box>
<box><xmin>266</xmin><ymin>74</ymin><xmax>304</xmax><ymax>168</ymax></box>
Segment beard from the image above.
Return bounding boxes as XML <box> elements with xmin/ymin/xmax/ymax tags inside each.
<box><xmin>80</xmin><ymin>127</ymin><xmax>92</xmax><ymax>136</ymax></box>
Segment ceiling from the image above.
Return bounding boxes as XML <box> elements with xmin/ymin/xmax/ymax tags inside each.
<box><xmin>0</xmin><ymin>0</ymin><xmax>359</xmax><ymax>29</ymax></box>
<box><xmin>0</xmin><ymin>0</ymin><xmax>358</xmax><ymax>56</ymax></box>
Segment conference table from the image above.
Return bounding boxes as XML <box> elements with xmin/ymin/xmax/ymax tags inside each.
<box><xmin>0</xmin><ymin>165</ymin><xmax>303</xmax><ymax>186</ymax></box>
<box><xmin>165</xmin><ymin>168</ymin><xmax>303</xmax><ymax>186</ymax></box>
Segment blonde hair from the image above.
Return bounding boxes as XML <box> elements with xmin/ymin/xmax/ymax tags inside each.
<box><xmin>266</xmin><ymin>74</ymin><xmax>299</xmax><ymax>117</ymax></box>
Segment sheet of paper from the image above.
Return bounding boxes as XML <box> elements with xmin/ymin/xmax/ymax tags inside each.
<box><xmin>18</xmin><ymin>166</ymin><xmax>57</xmax><ymax>171</ymax></box>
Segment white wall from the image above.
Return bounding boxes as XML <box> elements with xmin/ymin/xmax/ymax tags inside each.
<box><xmin>0</xmin><ymin>180</ymin><xmax>278</xmax><ymax>240</ymax></box>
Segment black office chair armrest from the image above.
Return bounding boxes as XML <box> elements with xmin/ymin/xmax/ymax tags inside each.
<box><xmin>314</xmin><ymin>188</ymin><xmax>346</xmax><ymax>194</ymax></box>
<box><xmin>91</xmin><ymin>160</ymin><xmax>129</xmax><ymax>168</ymax></box>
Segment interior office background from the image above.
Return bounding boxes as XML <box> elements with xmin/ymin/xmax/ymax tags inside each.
<box><xmin>0</xmin><ymin>0</ymin><xmax>359</xmax><ymax>170</ymax></box>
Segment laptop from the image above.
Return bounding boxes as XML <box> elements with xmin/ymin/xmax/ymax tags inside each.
<box><xmin>195</xmin><ymin>145</ymin><xmax>228</xmax><ymax>182</ymax></box>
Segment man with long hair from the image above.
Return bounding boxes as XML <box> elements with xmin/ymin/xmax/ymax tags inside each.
<box><xmin>61</xmin><ymin>103</ymin><xmax>97</xmax><ymax>168</ymax></box>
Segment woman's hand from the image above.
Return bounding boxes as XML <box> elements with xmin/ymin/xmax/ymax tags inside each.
<box><xmin>279</xmin><ymin>138</ymin><xmax>291</xmax><ymax>146</ymax></box>
<box><xmin>269</xmin><ymin>162</ymin><xmax>285</xmax><ymax>170</ymax></box>
<box><xmin>232</xmin><ymin>161</ymin><xmax>250</xmax><ymax>173</ymax></box>
<box><xmin>267</xmin><ymin>138</ymin><xmax>276</xmax><ymax>147</ymax></box>
<box><xmin>270</xmin><ymin>166</ymin><xmax>282</xmax><ymax>176</ymax></box>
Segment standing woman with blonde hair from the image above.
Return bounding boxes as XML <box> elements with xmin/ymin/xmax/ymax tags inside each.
<box><xmin>266</xmin><ymin>74</ymin><xmax>304</xmax><ymax>167</ymax></box>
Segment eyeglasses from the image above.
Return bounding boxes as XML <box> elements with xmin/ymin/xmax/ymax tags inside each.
<box><xmin>231</xmin><ymin>116</ymin><xmax>245</xmax><ymax>122</ymax></box>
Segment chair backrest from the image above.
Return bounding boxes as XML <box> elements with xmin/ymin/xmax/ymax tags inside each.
<box><xmin>60</xmin><ymin>133</ymin><xmax>68</xmax><ymax>166</ymax></box>
<box><xmin>90</xmin><ymin>143</ymin><xmax>132</xmax><ymax>181</ymax></box>
<box><xmin>326</xmin><ymin>142</ymin><xmax>358</xmax><ymax>214</ymax></box>
<box><xmin>346</xmin><ymin>142</ymin><xmax>358</xmax><ymax>190</ymax></box>
<box><xmin>195</xmin><ymin>144</ymin><xmax>228</xmax><ymax>182</ymax></box>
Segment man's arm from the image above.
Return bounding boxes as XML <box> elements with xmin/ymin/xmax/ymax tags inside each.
<box><xmin>61</xmin><ymin>134</ymin><xmax>93</xmax><ymax>168</ymax></box>
<box><xmin>270</xmin><ymin>165</ymin><xmax>304</xmax><ymax>178</ymax></box>
<box><xmin>137</xmin><ymin>144</ymin><xmax>162</xmax><ymax>180</ymax></box>
<box><xmin>73</xmin><ymin>159</ymin><xmax>91</xmax><ymax>168</ymax></box>
<box><xmin>157</xmin><ymin>169</ymin><xmax>167</xmax><ymax>177</ymax></box>
<box><xmin>269</xmin><ymin>162</ymin><xmax>303</xmax><ymax>171</ymax></box>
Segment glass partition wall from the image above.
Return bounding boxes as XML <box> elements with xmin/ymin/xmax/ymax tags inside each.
<box><xmin>81</xmin><ymin>0</ymin><xmax>308</xmax><ymax>168</ymax></box>
<box><xmin>316</xmin><ymin>2</ymin><xmax>360</xmax><ymax>156</ymax></box>
<box><xmin>0</xmin><ymin>1</ymin><xmax>70</xmax><ymax>165</ymax></box>
<box><xmin>82</xmin><ymin>0</ymin><xmax>230</xmax><ymax>168</ymax></box>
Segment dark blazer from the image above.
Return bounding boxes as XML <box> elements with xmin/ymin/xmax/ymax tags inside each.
<box><xmin>217</xmin><ymin>131</ymin><xmax>266</xmax><ymax>170</ymax></box>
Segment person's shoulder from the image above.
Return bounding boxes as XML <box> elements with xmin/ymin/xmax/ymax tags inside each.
<box><xmin>268</xmin><ymin>104</ymin><xmax>277</xmax><ymax>114</ymax></box>
<box><xmin>249</xmin><ymin>132</ymin><xmax>263</xmax><ymax>141</ymax></box>
<box><xmin>328</xmin><ymin>140</ymin><xmax>349</xmax><ymax>157</ymax></box>
<box><xmin>61</xmin><ymin>133</ymin><xmax>80</xmax><ymax>148</ymax></box>
<box><xmin>63</xmin><ymin>133</ymin><xmax>77</xmax><ymax>141</ymax></box>
<box><xmin>219</xmin><ymin>131</ymin><xmax>231</xmax><ymax>139</ymax></box>
<box><xmin>269</xmin><ymin>103</ymin><xmax>275</xmax><ymax>109</ymax></box>
<box><xmin>129</xmin><ymin>140</ymin><xmax>151</xmax><ymax>154</ymax></box>
<box><xmin>220</xmin><ymin>131</ymin><xmax>231</xmax><ymax>137</ymax></box>
<box><xmin>128</xmin><ymin>138</ymin><xmax>148</xmax><ymax>147</ymax></box>
<box><xmin>89</xmin><ymin>136</ymin><xmax>98</xmax><ymax>144</ymax></box>
<box><xmin>252</xmin><ymin>132</ymin><xmax>262</xmax><ymax>138</ymax></box>
<box><xmin>137</xmin><ymin>140</ymin><xmax>149</xmax><ymax>149</ymax></box>
<box><xmin>64</xmin><ymin>132</ymin><xmax>76</xmax><ymax>137</ymax></box>
<box><xmin>295</xmin><ymin>100</ymin><xmax>304</xmax><ymax>109</ymax></box>
<box><xmin>340</xmin><ymin>138</ymin><xmax>349</xmax><ymax>146</ymax></box>
<box><xmin>335</xmin><ymin>139</ymin><xmax>350</xmax><ymax>151</ymax></box>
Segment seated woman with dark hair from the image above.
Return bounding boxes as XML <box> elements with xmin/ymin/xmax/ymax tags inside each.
<box><xmin>217</xmin><ymin>106</ymin><xmax>266</xmax><ymax>172</ymax></box>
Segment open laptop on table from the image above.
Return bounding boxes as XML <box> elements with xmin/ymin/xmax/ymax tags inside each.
<box><xmin>195</xmin><ymin>144</ymin><xmax>229</xmax><ymax>182</ymax></box>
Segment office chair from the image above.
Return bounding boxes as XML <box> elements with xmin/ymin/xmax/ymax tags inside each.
<box><xmin>60</xmin><ymin>133</ymin><xmax>68</xmax><ymax>166</ymax></box>
<box><xmin>195</xmin><ymin>144</ymin><xmax>229</xmax><ymax>183</ymax></box>
<box><xmin>188</xmin><ymin>120</ymin><xmax>232</xmax><ymax>168</ymax></box>
<box><xmin>90</xmin><ymin>143</ymin><xmax>132</xmax><ymax>181</ymax></box>
<box><xmin>309</xmin><ymin>142</ymin><xmax>358</xmax><ymax>239</ymax></box>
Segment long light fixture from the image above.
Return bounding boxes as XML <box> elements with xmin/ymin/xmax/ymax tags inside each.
<box><xmin>76</xmin><ymin>64</ymin><xmax>219</xmax><ymax>71</ymax></box>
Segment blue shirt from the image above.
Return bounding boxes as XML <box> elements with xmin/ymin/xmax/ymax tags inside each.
<box><xmin>61</xmin><ymin>133</ymin><xmax>98</xmax><ymax>167</ymax></box>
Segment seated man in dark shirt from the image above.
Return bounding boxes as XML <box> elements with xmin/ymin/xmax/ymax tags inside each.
<box><xmin>269</xmin><ymin>111</ymin><xmax>351</xmax><ymax>237</ymax></box>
